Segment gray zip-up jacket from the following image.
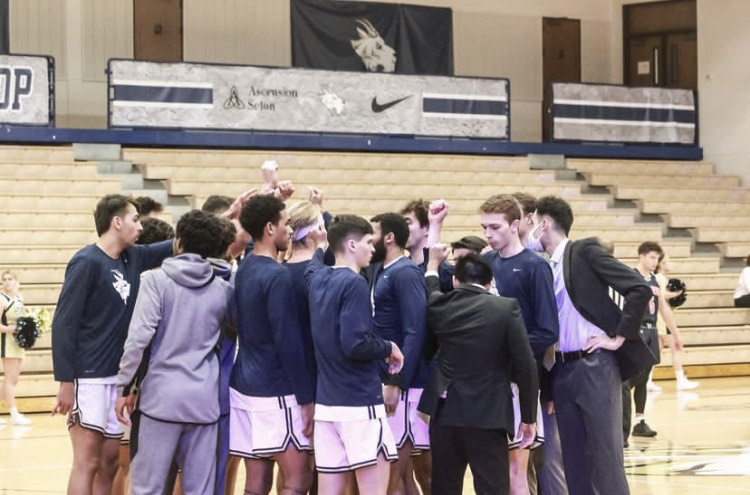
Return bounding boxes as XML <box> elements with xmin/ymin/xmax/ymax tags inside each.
<box><xmin>116</xmin><ymin>253</ymin><xmax>235</xmax><ymax>424</ymax></box>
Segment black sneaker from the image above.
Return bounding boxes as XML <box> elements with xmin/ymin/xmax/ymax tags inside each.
<box><xmin>632</xmin><ymin>420</ymin><xmax>657</xmax><ymax>437</ymax></box>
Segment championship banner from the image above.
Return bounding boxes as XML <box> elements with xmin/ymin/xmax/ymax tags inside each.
<box><xmin>0</xmin><ymin>54</ymin><xmax>54</xmax><ymax>126</ymax></box>
<box><xmin>108</xmin><ymin>60</ymin><xmax>509</xmax><ymax>139</ymax></box>
<box><xmin>291</xmin><ymin>0</ymin><xmax>453</xmax><ymax>75</ymax></box>
<box><xmin>550</xmin><ymin>83</ymin><xmax>696</xmax><ymax>145</ymax></box>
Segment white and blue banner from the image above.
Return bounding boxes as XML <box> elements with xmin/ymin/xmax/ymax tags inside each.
<box><xmin>0</xmin><ymin>54</ymin><xmax>54</xmax><ymax>125</ymax></box>
<box><xmin>108</xmin><ymin>60</ymin><xmax>509</xmax><ymax>139</ymax></box>
<box><xmin>551</xmin><ymin>83</ymin><xmax>696</xmax><ymax>145</ymax></box>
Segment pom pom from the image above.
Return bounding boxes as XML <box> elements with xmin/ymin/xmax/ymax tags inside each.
<box><xmin>666</xmin><ymin>278</ymin><xmax>687</xmax><ymax>308</ymax></box>
<box><xmin>14</xmin><ymin>316</ymin><xmax>39</xmax><ymax>349</ymax></box>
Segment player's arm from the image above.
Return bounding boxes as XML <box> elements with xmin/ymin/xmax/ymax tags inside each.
<box><xmin>386</xmin><ymin>267</ymin><xmax>427</xmax><ymax>389</ymax></box>
<box><xmin>138</xmin><ymin>239</ymin><xmax>174</xmax><ymax>270</ymax></box>
<box><xmin>51</xmin><ymin>257</ymin><xmax>93</xmax><ymax>414</ymax></box>
<box><xmin>268</xmin><ymin>270</ymin><xmax>315</xmax><ymax>406</ymax></box>
<box><xmin>340</xmin><ymin>277</ymin><xmax>393</xmax><ymax>362</ymax></box>
<box><xmin>530</xmin><ymin>261</ymin><xmax>560</xmax><ymax>357</ymax></box>
<box><xmin>426</xmin><ymin>200</ymin><xmax>449</xmax><ymax>247</ymax></box>
<box><xmin>657</xmin><ymin>290</ymin><xmax>683</xmax><ymax>350</ymax></box>
<box><xmin>506</xmin><ymin>299</ymin><xmax>539</xmax><ymax>425</ymax></box>
<box><xmin>116</xmin><ymin>272</ymin><xmax>163</xmax><ymax>398</ymax></box>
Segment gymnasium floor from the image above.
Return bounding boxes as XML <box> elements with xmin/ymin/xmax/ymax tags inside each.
<box><xmin>1</xmin><ymin>377</ymin><xmax>749</xmax><ymax>494</ymax></box>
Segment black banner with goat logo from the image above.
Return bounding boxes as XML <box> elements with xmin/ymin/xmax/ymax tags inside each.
<box><xmin>291</xmin><ymin>0</ymin><xmax>453</xmax><ymax>76</ymax></box>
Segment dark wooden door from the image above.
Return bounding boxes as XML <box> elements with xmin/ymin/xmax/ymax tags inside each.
<box><xmin>627</xmin><ymin>35</ymin><xmax>663</xmax><ymax>87</ymax></box>
<box><xmin>542</xmin><ymin>17</ymin><xmax>581</xmax><ymax>141</ymax></box>
<box><xmin>134</xmin><ymin>0</ymin><xmax>183</xmax><ymax>62</ymax></box>
<box><xmin>666</xmin><ymin>32</ymin><xmax>697</xmax><ymax>90</ymax></box>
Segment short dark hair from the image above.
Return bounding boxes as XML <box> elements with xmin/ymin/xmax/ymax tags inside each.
<box><xmin>133</xmin><ymin>196</ymin><xmax>164</xmax><ymax>216</ymax></box>
<box><xmin>240</xmin><ymin>195</ymin><xmax>285</xmax><ymax>241</ymax></box>
<box><xmin>370</xmin><ymin>212</ymin><xmax>410</xmax><ymax>249</ymax></box>
<box><xmin>176</xmin><ymin>210</ymin><xmax>236</xmax><ymax>258</ymax></box>
<box><xmin>327</xmin><ymin>215</ymin><xmax>373</xmax><ymax>253</ymax></box>
<box><xmin>400</xmin><ymin>199</ymin><xmax>429</xmax><ymax>228</ymax></box>
<box><xmin>638</xmin><ymin>241</ymin><xmax>663</xmax><ymax>256</ymax></box>
<box><xmin>201</xmin><ymin>195</ymin><xmax>234</xmax><ymax>215</ymax></box>
<box><xmin>535</xmin><ymin>196</ymin><xmax>574</xmax><ymax>235</ymax></box>
<box><xmin>511</xmin><ymin>192</ymin><xmax>537</xmax><ymax>217</ymax></box>
<box><xmin>136</xmin><ymin>218</ymin><xmax>175</xmax><ymax>245</ymax></box>
<box><xmin>454</xmin><ymin>253</ymin><xmax>493</xmax><ymax>286</ymax></box>
<box><xmin>94</xmin><ymin>194</ymin><xmax>138</xmax><ymax>236</ymax></box>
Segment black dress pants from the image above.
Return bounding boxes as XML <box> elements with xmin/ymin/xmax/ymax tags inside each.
<box><xmin>430</xmin><ymin>419</ymin><xmax>509</xmax><ymax>495</ymax></box>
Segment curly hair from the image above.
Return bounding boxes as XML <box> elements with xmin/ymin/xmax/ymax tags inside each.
<box><xmin>176</xmin><ymin>210</ymin><xmax>236</xmax><ymax>259</ymax></box>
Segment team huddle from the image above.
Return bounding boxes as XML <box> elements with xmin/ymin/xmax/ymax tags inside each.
<box><xmin>51</xmin><ymin>164</ymin><xmax>662</xmax><ymax>495</ymax></box>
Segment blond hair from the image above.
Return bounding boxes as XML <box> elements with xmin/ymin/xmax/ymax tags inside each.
<box><xmin>288</xmin><ymin>201</ymin><xmax>321</xmax><ymax>244</ymax></box>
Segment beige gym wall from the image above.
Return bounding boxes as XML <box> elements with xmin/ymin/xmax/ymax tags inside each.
<box><xmin>8</xmin><ymin>0</ymin><xmax>749</xmax><ymax>187</ymax></box>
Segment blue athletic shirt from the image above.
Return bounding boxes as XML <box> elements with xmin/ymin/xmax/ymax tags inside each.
<box><xmin>371</xmin><ymin>257</ymin><xmax>427</xmax><ymax>389</ymax></box>
<box><xmin>283</xmin><ymin>259</ymin><xmax>318</xmax><ymax>398</ymax></box>
<box><xmin>306</xmin><ymin>257</ymin><xmax>392</xmax><ymax>408</ymax></box>
<box><xmin>484</xmin><ymin>249</ymin><xmax>559</xmax><ymax>357</ymax></box>
<box><xmin>230</xmin><ymin>254</ymin><xmax>315</xmax><ymax>405</ymax></box>
<box><xmin>52</xmin><ymin>241</ymin><xmax>173</xmax><ymax>382</ymax></box>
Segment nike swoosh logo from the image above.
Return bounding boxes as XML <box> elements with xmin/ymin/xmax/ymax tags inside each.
<box><xmin>371</xmin><ymin>95</ymin><xmax>412</xmax><ymax>113</ymax></box>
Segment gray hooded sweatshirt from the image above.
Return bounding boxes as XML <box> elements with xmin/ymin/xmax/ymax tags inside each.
<box><xmin>117</xmin><ymin>253</ymin><xmax>235</xmax><ymax>424</ymax></box>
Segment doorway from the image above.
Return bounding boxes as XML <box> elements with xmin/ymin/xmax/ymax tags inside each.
<box><xmin>623</xmin><ymin>0</ymin><xmax>697</xmax><ymax>90</ymax></box>
<box><xmin>542</xmin><ymin>17</ymin><xmax>581</xmax><ymax>142</ymax></box>
<box><xmin>133</xmin><ymin>0</ymin><xmax>183</xmax><ymax>62</ymax></box>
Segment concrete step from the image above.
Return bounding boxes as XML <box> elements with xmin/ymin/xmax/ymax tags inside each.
<box><xmin>567</xmin><ymin>158</ymin><xmax>715</xmax><ymax>176</ymax></box>
<box><xmin>2</xmin><ymin>265</ymin><xmax>67</xmax><ymax>284</ymax></box>
<box><xmin>677</xmin><ymin>273</ymin><xmax>739</xmax><ymax>291</ymax></box>
<box><xmin>0</xmin><ymin>144</ymin><xmax>75</xmax><ymax>163</ymax></box>
<box><xmin>679</xmin><ymin>326</ymin><xmax>750</xmax><ymax>346</ymax></box>
<box><xmin>718</xmin><ymin>242</ymin><xmax>750</xmax><ymax>259</ymax></box>
<box><xmin>584</xmin><ymin>172</ymin><xmax>740</xmax><ymax>189</ymax></box>
<box><xmin>169</xmin><ymin>180</ymin><xmax>586</xmax><ymax>201</ymax></box>
<box><xmin>612</xmin><ymin>185</ymin><xmax>749</xmax><ymax>202</ymax></box>
<box><xmin>73</xmin><ymin>143</ymin><xmax>121</xmax><ymax>161</ymax></box>
<box><xmin>3</xmin><ymin>193</ymin><xmax>104</xmax><ymax>211</ymax></box>
<box><xmin>664</xmin><ymin>214</ymin><xmax>750</xmax><ymax>229</ymax></box>
<box><xmin>680</xmin><ymin>290</ymin><xmax>735</xmax><ymax>309</ymax></box>
<box><xmin>637</xmin><ymin>199</ymin><xmax>750</xmax><ymax>214</ymax></box>
<box><xmin>676</xmin><ymin>308</ymin><xmax>750</xmax><ymax>327</ymax></box>
<box><xmin>1</xmin><ymin>229</ymin><xmax>95</xmax><ymax>245</ymax></box>
<box><xmin>657</xmin><ymin>343</ymin><xmax>750</xmax><ymax>367</ymax></box>
<box><xmin>0</xmin><ymin>246</ymin><xmax>82</xmax><ymax>264</ymax></box>
<box><xmin>0</xmin><ymin>177</ymin><xmax>121</xmax><ymax>195</ymax></box>
<box><xmin>688</xmin><ymin>228</ymin><xmax>750</xmax><ymax>243</ymax></box>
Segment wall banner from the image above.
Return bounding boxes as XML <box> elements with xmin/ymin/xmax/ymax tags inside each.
<box><xmin>550</xmin><ymin>83</ymin><xmax>696</xmax><ymax>145</ymax></box>
<box><xmin>108</xmin><ymin>60</ymin><xmax>509</xmax><ymax>139</ymax></box>
<box><xmin>0</xmin><ymin>54</ymin><xmax>54</xmax><ymax>126</ymax></box>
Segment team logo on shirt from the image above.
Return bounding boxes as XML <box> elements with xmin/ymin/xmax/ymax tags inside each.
<box><xmin>111</xmin><ymin>269</ymin><xmax>131</xmax><ymax>304</ymax></box>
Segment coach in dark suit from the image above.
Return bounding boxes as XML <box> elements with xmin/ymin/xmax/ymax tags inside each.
<box><xmin>533</xmin><ymin>196</ymin><xmax>652</xmax><ymax>495</ymax></box>
<box><xmin>418</xmin><ymin>248</ymin><xmax>538</xmax><ymax>495</ymax></box>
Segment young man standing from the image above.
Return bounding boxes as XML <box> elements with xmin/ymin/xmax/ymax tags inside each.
<box><xmin>114</xmin><ymin>210</ymin><xmax>236</xmax><ymax>494</ymax></box>
<box><xmin>306</xmin><ymin>215</ymin><xmax>403</xmax><ymax>495</ymax></box>
<box><xmin>369</xmin><ymin>213</ymin><xmax>428</xmax><ymax>495</ymax></box>
<box><xmin>478</xmin><ymin>194</ymin><xmax>558</xmax><ymax>495</ymax></box>
<box><xmin>229</xmin><ymin>194</ymin><xmax>316</xmax><ymax>495</ymax></box>
<box><xmin>52</xmin><ymin>194</ymin><xmax>173</xmax><ymax>495</ymax></box>
<box><xmin>532</xmin><ymin>196</ymin><xmax>651</xmax><ymax>495</ymax></box>
<box><xmin>623</xmin><ymin>241</ymin><xmax>686</xmax><ymax>445</ymax></box>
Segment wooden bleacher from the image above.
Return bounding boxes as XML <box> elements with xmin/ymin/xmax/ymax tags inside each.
<box><xmin>3</xmin><ymin>145</ymin><xmax>750</xmax><ymax>414</ymax></box>
<box><xmin>0</xmin><ymin>145</ymin><xmax>120</xmax><ymax>414</ymax></box>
